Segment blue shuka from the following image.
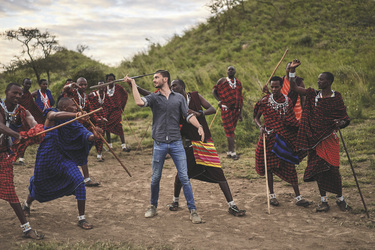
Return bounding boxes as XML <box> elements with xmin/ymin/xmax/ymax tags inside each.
<box><xmin>29</xmin><ymin>108</ymin><xmax>93</xmax><ymax>202</ymax></box>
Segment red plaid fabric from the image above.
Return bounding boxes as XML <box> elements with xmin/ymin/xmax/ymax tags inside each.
<box><xmin>11</xmin><ymin>124</ymin><xmax>46</xmax><ymax>162</ymax></box>
<box><xmin>254</xmin><ymin>94</ymin><xmax>301</xmax><ymax>185</ymax></box>
<box><xmin>71</xmin><ymin>90</ymin><xmax>96</xmax><ymax>129</ymax></box>
<box><xmin>304</xmin><ymin>149</ymin><xmax>342</xmax><ymax>194</ymax></box>
<box><xmin>296</xmin><ymin>88</ymin><xmax>349</xmax><ymax>150</ymax></box>
<box><xmin>214</xmin><ymin>78</ymin><xmax>243</xmax><ymax>137</ymax></box>
<box><xmin>106</xmin><ymin>84</ymin><xmax>128</xmax><ymax>136</ymax></box>
<box><xmin>0</xmin><ymin>152</ymin><xmax>19</xmax><ymax>203</ymax></box>
<box><xmin>18</xmin><ymin>91</ymin><xmax>44</xmax><ymax>124</ymax></box>
<box><xmin>89</xmin><ymin>91</ymin><xmax>114</xmax><ymax>153</ymax></box>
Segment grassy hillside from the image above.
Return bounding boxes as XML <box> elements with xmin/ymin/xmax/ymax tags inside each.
<box><xmin>0</xmin><ymin>49</ymin><xmax>114</xmax><ymax>97</ymax></box>
<box><xmin>115</xmin><ymin>0</ymin><xmax>375</xmax><ymax>151</ymax></box>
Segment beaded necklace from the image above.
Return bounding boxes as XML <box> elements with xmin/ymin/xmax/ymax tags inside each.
<box><xmin>315</xmin><ymin>90</ymin><xmax>335</xmax><ymax>106</ymax></box>
<box><xmin>0</xmin><ymin>100</ymin><xmax>19</xmax><ymax>147</ymax></box>
<box><xmin>96</xmin><ymin>91</ymin><xmax>106</xmax><ymax>105</ymax></box>
<box><xmin>107</xmin><ymin>85</ymin><xmax>115</xmax><ymax>97</ymax></box>
<box><xmin>268</xmin><ymin>94</ymin><xmax>289</xmax><ymax>116</ymax></box>
<box><xmin>226</xmin><ymin>77</ymin><xmax>236</xmax><ymax>89</ymax></box>
<box><xmin>77</xmin><ymin>91</ymin><xmax>86</xmax><ymax>108</ymax></box>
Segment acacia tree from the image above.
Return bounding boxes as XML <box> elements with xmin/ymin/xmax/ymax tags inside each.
<box><xmin>207</xmin><ymin>0</ymin><xmax>243</xmax><ymax>34</ymax></box>
<box><xmin>3</xmin><ymin>27</ymin><xmax>59</xmax><ymax>83</ymax></box>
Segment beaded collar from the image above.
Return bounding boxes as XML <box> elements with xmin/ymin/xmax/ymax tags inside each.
<box><xmin>315</xmin><ymin>90</ymin><xmax>335</xmax><ymax>106</ymax></box>
<box><xmin>77</xmin><ymin>91</ymin><xmax>86</xmax><ymax>109</ymax></box>
<box><xmin>107</xmin><ymin>85</ymin><xmax>115</xmax><ymax>97</ymax></box>
<box><xmin>226</xmin><ymin>77</ymin><xmax>236</xmax><ymax>89</ymax></box>
<box><xmin>268</xmin><ymin>94</ymin><xmax>289</xmax><ymax>116</ymax></box>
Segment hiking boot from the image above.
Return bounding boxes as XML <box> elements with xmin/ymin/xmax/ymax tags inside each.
<box><xmin>336</xmin><ymin>200</ymin><xmax>352</xmax><ymax>212</ymax></box>
<box><xmin>228</xmin><ymin>205</ymin><xmax>246</xmax><ymax>217</ymax></box>
<box><xmin>190</xmin><ymin>209</ymin><xmax>202</xmax><ymax>224</ymax></box>
<box><xmin>316</xmin><ymin>202</ymin><xmax>330</xmax><ymax>212</ymax></box>
<box><xmin>168</xmin><ymin>202</ymin><xmax>179</xmax><ymax>211</ymax></box>
<box><xmin>145</xmin><ymin>205</ymin><xmax>157</xmax><ymax>218</ymax></box>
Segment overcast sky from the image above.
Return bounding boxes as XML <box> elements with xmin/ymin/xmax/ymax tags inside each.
<box><xmin>0</xmin><ymin>0</ymin><xmax>212</xmax><ymax>68</ymax></box>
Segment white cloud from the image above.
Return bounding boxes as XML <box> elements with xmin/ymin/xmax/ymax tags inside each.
<box><xmin>0</xmin><ymin>0</ymin><xmax>212</xmax><ymax>68</ymax></box>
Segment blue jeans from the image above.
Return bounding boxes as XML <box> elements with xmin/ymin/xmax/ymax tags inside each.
<box><xmin>151</xmin><ymin>140</ymin><xmax>196</xmax><ymax>210</ymax></box>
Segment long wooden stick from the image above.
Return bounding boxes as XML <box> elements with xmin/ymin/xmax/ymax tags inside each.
<box><xmin>89</xmin><ymin>70</ymin><xmax>168</xmax><ymax>89</ymax></box>
<box><xmin>209</xmin><ymin>107</ymin><xmax>220</xmax><ymax>130</ymax></box>
<box><xmin>35</xmin><ymin>108</ymin><xmax>102</xmax><ymax>136</ymax></box>
<box><xmin>265</xmin><ymin>49</ymin><xmax>289</xmax><ymax>87</ymax></box>
<box><xmin>136</xmin><ymin>119</ymin><xmax>152</xmax><ymax>151</ymax></box>
<box><xmin>263</xmin><ymin>133</ymin><xmax>271</xmax><ymax>214</ymax></box>
<box><xmin>124</xmin><ymin>115</ymin><xmax>143</xmax><ymax>151</ymax></box>
<box><xmin>337</xmin><ymin>128</ymin><xmax>369</xmax><ymax>218</ymax></box>
<box><xmin>73</xmin><ymin>100</ymin><xmax>132</xmax><ymax>177</ymax></box>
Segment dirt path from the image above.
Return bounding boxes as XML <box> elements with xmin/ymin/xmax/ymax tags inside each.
<box><xmin>1</xmin><ymin>147</ymin><xmax>374</xmax><ymax>249</ymax></box>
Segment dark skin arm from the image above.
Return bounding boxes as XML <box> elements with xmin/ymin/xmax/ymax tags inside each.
<box><xmin>0</xmin><ymin>115</ymin><xmax>21</xmax><ymax>140</ymax></box>
<box><xmin>187</xmin><ymin>94</ymin><xmax>216</xmax><ymax>117</ymax></box>
<box><xmin>212</xmin><ymin>78</ymin><xmax>226</xmax><ymax>108</ymax></box>
<box><xmin>253</xmin><ymin>99</ymin><xmax>266</xmax><ymax>137</ymax></box>
<box><xmin>126</xmin><ymin>81</ymin><xmax>152</xmax><ymax>96</ymax></box>
<box><xmin>31</xmin><ymin>90</ymin><xmax>38</xmax><ymax>98</ymax></box>
<box><xmin>289</xmin><ymin>60</ymin><xmax>308</xmax><ymax>96</ymax></box>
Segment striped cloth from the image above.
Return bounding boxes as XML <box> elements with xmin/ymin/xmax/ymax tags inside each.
<box><xmin>191</xmin><ymin>139</ymin><xmax>221</xmax><ymax>168</ymax></box>
<box><xmin>281</xmin><ymin>77</ymin><xmax>303</xmax><ymax>120</ymax></box>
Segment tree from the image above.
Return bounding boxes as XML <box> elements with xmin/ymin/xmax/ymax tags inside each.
<box><xmin>3</xmin><ymin>27</ymin><xmax>59</xmax><ymax>83</ymax></box>
<box><xmin>76</xmin><ymin>44</ymin><xmax>89</xmax><ymax>54</ymax></box>
<box><xmin>206</xmin><ymin>0</ymin><xmax>243</xmax><ymax>34</ymax></box>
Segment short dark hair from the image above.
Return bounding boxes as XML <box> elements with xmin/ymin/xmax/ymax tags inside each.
<box><xmin>57</xmin><ymin>97</ymin><xmax>73</xmax><ymax>110</ymax></box>
<box><xmin>23</xmin><ymin>78</ymin><xmax>31</xmax><ymax>83</ymax></box>
<box><xmin>38</xmin><ymin>79</ymin><xmax>47</xmax><ymax>85</ymax></box>
<box><xmin>270</xmin><ymin>76</ymin><xmax>284</xmax><ymax>88</ymax></box>
<box><xmin>173</xmin><ymin>79</ymin><xmax>185</xmax><ymax>90</ymax></box>
<box><xmin>105</xmin><ymin>73</ymin><xmax>116</xmax><ymax>81</ymax></box>
<box><xmin>65</xmin><ymin>78</ymin><xmax>73</xmax><ymax>83</ymax></box>
<box><xmin>321</xmin><ymin>72</ymin><xmax>334</xmax><ymax>84</ymax></box>
<box><xmin>155</xmin><ymin>70</ymin><xmax>170</xmax><ymax>85</ymax></box>
<box><xmin>6</xmin><ymin>83</ymin><xmax>22</xmax><ymax>92</ymax></box>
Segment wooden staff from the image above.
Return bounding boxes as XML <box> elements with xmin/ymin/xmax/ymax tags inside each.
<box><xmin>209</xmin><ymin>107</ymin><xmax>220</xmax><ymax>130</ymax></box>
<box><xmin>337</xmin><ymin>127</ymin><xmax>369</xmax><ymax>218</ymax></box>
<box><xmin>263</xmin><ymin>133</ymin><xmax>271</xmax><ymax>214</ymax></box>
<box><xmin>35</xmin><ymin>108</ymin><xmax>102</xmax><ymax>136</ymax></box>
<box><xmin>124</xmin><ymin>115</ymin><xmax>143</xmax><ymax>151</ymax></box>
<box><xmin>89</xmin><ymin>70</ymin><xmax>168</xmax><ymax>89</ymax></box>
<box><xmin>136</xmin><ymin>119</ymin><xmax>152</xmax><ymax>151</ymax></box>
<box><xmin>72</xmin><ymin>100</ymin><xmax>132</xmax><ymax>177</ymax></box>
<box><xmin>264</xmin><ymin>49</ymin><xmax>289</xmax><ymax>88</ymax></box>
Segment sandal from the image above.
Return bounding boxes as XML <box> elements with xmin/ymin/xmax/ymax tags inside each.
<box><xmin>228</xmin><ymin>205</ymin><xmax>246</xmax><ymax>217</ymax></box>
<box><xmin>296</xmin><ymin>197</ymin><xmax>313</xmax><ymax>207</ymax></box>
<box><xmin>168</xmin><ymin>202</ymin><xmax>179</xmax><ymax>211</ymax></box>
<box><xmin>231</xmin><ymin>154</ymin><xmax>240</xmax><ymax>160</ymax></box>
<box><xmin>85</xmin><ymin>179</ymin><xmax>100</xmax><ymax>187</ymax></box>
<box><xmin>22</xmin><ymin>202</ymin><xmax>30</xmax><ymax>217</ymax></box>
<box><xmin>270</xmin><ymin>198</ymin><xmax>279</xmax><ymax>206</ymax></box>
<box><xmin>316</xmin><ymin>202</ymin><xmax>330</xmax><ymax>212</ymax></box>
<box><xmin>78</xmin><ymin>219</ymin><xmax>93</xmax><ymax>230</ymax></box>
<box><xmin>23</xmin><ymin>229</ymin><xmax>44</xmax><ymax>240</ymax></box>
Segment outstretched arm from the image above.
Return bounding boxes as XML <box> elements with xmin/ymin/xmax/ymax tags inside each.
<box><xmin>25</xmin><ymin>110</ymin><xmax>38</xmax><ymax>128</ymax></box>
<box><xmin>289</xmin><ymin>59</ymin><xmax>307</xmax><ymax>96</ymax></box>
<box><xmin>124</xmin><ymin>75</ymin><xmax>145</xmax><ymax>106</ymax></box>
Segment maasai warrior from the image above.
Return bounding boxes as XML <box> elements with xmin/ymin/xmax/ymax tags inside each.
<box><xmin>13</xmin><ymin>78</ymin><xmax>44</xmax><ymax>165</ymax></box>
<box><xmin>124</xmin><ymin>70</ymin><xmax>204</xmax><ymax>224</ymax></box>
<box><xmin>0</xmin><ymin>83</ymin><xmax>44</xmax><ymax>239</ymax></box>
<box><xmin>105</xmin><ymin>73</ymin><xmax>130</xmax><ymax>152</ymax></box>
<box><xmin>56</xmin><ymin>78</ymin><xmax>74</xmax><ymax>105</ymax></box>
<box><xmin>58</xmin><ymin>77</ymin><xmax>100</xmax><ymax>186</ymax></box>
<box><xmin>289</xmin><ymin>60</ymin><xmax>352</xmax><ymax>212</ymax></box>
<box><xmin>254</xmin><ymin>76</ymin><xmax>311</xmax><ymax>207</ymax></box>
<box><xmin>88</xmin><ymin>81</ymin><xmax>114</xmax><ymax>162</ymax></box>
<box><xmin>213</xmin><ymin>66</ymin><xmax>243</xmax><ymax>160</ymax></box>
<box><xmin>32</xmin><ymin>79</ymin><xmax>55</xmax><ymax>112</ymax></box>
<box><xmin>23</xmin><ymin>97</ymin><xmax>103</xmax><ymax>230</ymax></box>
<box><xmin>167</xmin><ymin>79</ymin><xmax>246</xmax><ymax>216</ymax></box>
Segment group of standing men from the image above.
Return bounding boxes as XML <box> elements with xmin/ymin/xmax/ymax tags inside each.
<box><xmin>1</xmin><ymin>60</ymin><xmax>353</xmax><ymax>240</ymax></box>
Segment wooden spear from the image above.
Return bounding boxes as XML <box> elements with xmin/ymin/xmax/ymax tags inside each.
<box><xmin>89</xmin><ymin>70</ymin><xmax>168</xmax><ymax>89</ymax></box>
<box><xmin>263</xmin><ymin>133</ymin><xmax>271</xmax><ymax>214</ymax></box>
<box><xmin>72</xmin><ymin>99</ymin><xmax>132</xmax><ymax>177</ymax></box>
<box><xmin>136</xmin><ymin>119</ymin><xmax>152</xmax><ymax>151</ymax></box>
<box><xmin>337</xmin><ymin>127</ymin><xmax>369</xmax><ymax>218</ymax></box>
<box><xmin>209</xmin><ymin>107</ymin><xmax>220</xmax><ymax>130</ymax></box>
<box><xmin>123</xmin><ymin>115</ymin><xmax>143</xmax><ymax>151</ymax></box>
<box><xmin>35</xmin><ymin>108</ymin><xmax>102</xmax><ymax>136</ymax></box>
<box><xmin>263</xmin><ymin>49</ymin><xmax>289</xmax><ymax>90</ymax></box>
